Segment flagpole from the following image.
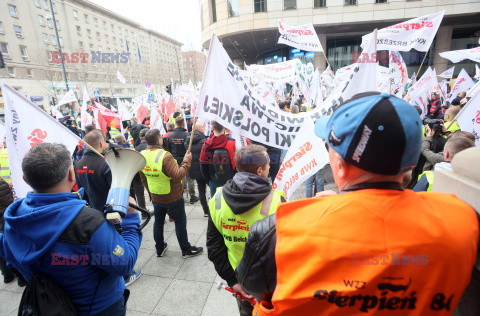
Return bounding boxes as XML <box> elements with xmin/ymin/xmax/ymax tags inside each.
<box><xmin>125</xmin><ymin>30</ymin><xmax>135</xmax><ymax>98</ymax></box>
<box><xmin>135</xmin><ymin>37</ymin><xmax>144</xmax><ymax>90</ymax></box>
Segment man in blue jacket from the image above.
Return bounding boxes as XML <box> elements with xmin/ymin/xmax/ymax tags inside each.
<box><xmin>0</xmin><ymin>143</ymin><xmax>142</xmax><ymax>315</ymax></box>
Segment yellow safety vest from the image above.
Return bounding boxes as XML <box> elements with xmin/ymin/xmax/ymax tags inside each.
<box><xmin>447</xmin><ymin>121</ymin><xmax>460</xmax><ymax>134</ymax></box>
<box><xmin>209</xmin><ymin>188</ymin><xmax>284</xmax><ymax>270</ymax></box>
<box><xmin>418</xmin><ymin>171</ymin><xmax>434</xmax><ymax>192</ymax></box>
<box><xmin>0</xmin><ymin>149</ymin><xmax>11</xmax><ymax>183</ymax></box>
<box><xmin>110</xmin><ymin>127</ymin><xmax>121</xmax><ymax>138</ymax></box>
<box><xmin>141</xmin><ymin>149</ymin><xmax>171</xmax><ymax>195</ymax></box>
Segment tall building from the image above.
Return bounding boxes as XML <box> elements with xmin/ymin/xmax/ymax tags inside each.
<box><xmin>182</xmin><ymin>50</ymin><xmax>207</xmax><ymax>83</ymax></box>
<box><xmin>200</xmin><ymin>0</ymin><xmax>480</xmax><ymax>76</ymax></box>
<box><xmin>0</xmin><ymin>0</ymin><xmax>184</xmax><ymax>110</ymax></box>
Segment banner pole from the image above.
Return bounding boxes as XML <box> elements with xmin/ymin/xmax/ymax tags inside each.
<box><xmin>80</xmin><ymin>139</ymin><xmax>104</xmax><ymax>158</ymax></box>
<box><xmin>322</xmin><ymin>51</ymin><xmax>333</xmax><ymax>72</ymax></box>
<box><xmin>187</xmin><ymin>117</ymin><xmax>198</xmax><ymax>153</ymax></box>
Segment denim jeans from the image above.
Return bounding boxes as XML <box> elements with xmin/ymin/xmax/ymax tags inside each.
<box><xmin>92</xmin><ymin>289</ymin><xmax>130</xmax><ymax>316</ymax></box>
<box><xmin>209</xmin><ymin>180</ymin><xmax>226</xmax><ymax>198</ymax></box>
<box><xmin>152</xmin><ymin>198</ymin><xmax>191</xmax><ymax>253</ymax></box>
<box><xmin>305</xmin><ymin>168</ymin><xmax>325</xmax><ymax>198</ymax></box>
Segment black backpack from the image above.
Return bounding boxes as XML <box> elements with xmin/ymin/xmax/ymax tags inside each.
<box><xmin>18</xmin><ymin>274</ymin><xmax>76</xmax><ymax>316</ymax></box>
<box><xmin>210</xmin><ymin>147</ymin><xmax>235</xmax><ymax>182</ymax></box>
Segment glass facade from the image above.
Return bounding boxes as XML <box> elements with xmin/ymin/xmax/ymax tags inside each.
<box><xmin>228</xmin><ymin>0</ymin><xmax>239</xmax><ymax>17</ymax></box>
<box><xmin>254</xmin><ymin>0</ymin><xmax>267</xmax><ymax>12</ymax></box>
<box><xmin>256</xmin><ymin>48</ymin><xmax>314</xmax><ymax>65</ymax></box>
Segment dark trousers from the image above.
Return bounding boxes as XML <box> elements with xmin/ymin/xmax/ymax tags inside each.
<box><xmin>92</xmin><ymin>289</ymin><xmax>130</xmax><ymax>316</ymax></box>
<box><xmin>196</xmin><ymin>178</ymin><xmax>208</xmax><ymax>214</ymax></box>
<box><xmin>0</xmin><ymin>256</ymin><xmax>14</xmax><ymax>278</ymax></box>
<box><xmin>209</xmin><ymin>180</ymin><xmax>226</xmax><ymax>198</ymax></box>
<box><xmin>269</xmin><ymin>163</ymin><xmax>280</xmax><ymax>183</ymax></box>
<box><xmin>132</xmin><ymin>175</ymin><xmax>146</xmax><ymax>210</ymax></box>
<box><xmin>152</xmin><ymin>198</ymin><xmax>191</xmax><ymax>253</ymax></box>
<box><xmin>236</xmin><ymin>298</ymin><xmax>254</xmax><ymax>316</ymax></box>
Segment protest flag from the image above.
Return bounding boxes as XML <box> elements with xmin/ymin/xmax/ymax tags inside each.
<box><xmin>2</xmin><ymin>83</ymin><xmax>81</xmax><ymax>199</ymax></box>
<box><xmin>277</xmin><ymin>20</ymin><xmax>324</xmax><ymax>52</ymax></box>
<box><xmin>455</xmin><ymin>90</ymin><xmax>480</xmax><ymax>146</ymax></box>
<box><xmin>438</xmin><ymin>66</ymin><xmax>455</xmax><ymax>79</ymax></box>
<box><xmin>58</xmin><ymin>89</ymin><xmax>78</xmax><ymax>107</ymax></box>
<box><xmin>448</xmin><ymin>69</ymin><xmax>475</xmax><ymax>103</ymax></box>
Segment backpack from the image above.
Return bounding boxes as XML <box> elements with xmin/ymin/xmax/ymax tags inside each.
<box><xmin>18</xmin><ymin>274</ymin><xmax>76</xmax><ymax>316</ymax></box>
<box><xmin>210</xmin><ymin>147</ymin><xmax>235</xmax><ymax>182</ymax></box>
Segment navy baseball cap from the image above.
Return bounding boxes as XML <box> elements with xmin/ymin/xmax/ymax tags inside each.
<box><xmin>315</xmin><ymin>92</ymin><xmax>422</xmax><ymax>175</ymax></box>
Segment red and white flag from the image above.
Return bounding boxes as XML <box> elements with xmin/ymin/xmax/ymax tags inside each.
<box><xmin>278</xmin><ymin>20</ymin><xmax>324</xmax><ymax>52</ymax></box>
<box><xmin>438</xmin><ymin>66</ymin><xmax>455</xmax><ymax>79</ymax></box>
<box><xmin>456</xmin><ymin>90</ymin><xmax>480</xmax><ymax>146</ymax></box>
<box><xmin>2</xmin><ymin>83</ymin><xmax>81</xmax><ymax>199</ymax></box>
<box><xmin>117</xmin><ymin>70</ymin><xmax>126</xmax><ymax>84</ymax></box>
<box><xmin>449</xmin><ymin>68</ymin><xmax>475</xmax><ymax>103</ymax></box>
<box><xmin>440</xmin><ymin>46</ymin><xmax>480</xmax><ymax>64</ymax></box>
<box><xmin>58</xmin><ymin>89</ymin><xmax>78</xmax><ymax>107</ymax></box>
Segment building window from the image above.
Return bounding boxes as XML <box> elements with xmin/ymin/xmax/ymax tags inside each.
<box><xmin>8</xmin><ymin>5</ymin><xmax>18</xmax><ymax>18</ymax></box>
<box><xmin>96</xmin><ymin>31</ymin><xmax>100</xmax><ymax>40</ymax></box>
<box><xmin>118</xmin><ymin>26</ymin><xmax>121</xmax><ymax>35</ymax></box>
<box><xmin>1</xmin><ymin>42</ymin><xmax>10</xmax><ymax>58</ymax></box>
<box><xmin>46</xmin><ymin>17</ymin><xmax>52</xmax><ymax>28</ymax></box>
<box><xmin>254</xmin><ymin>0</ymin><xmax>267</xmax><ymax>12</ymax></box>
<box><xmin>56</xmin><ymin>20</ymin><xmax>60</xmax><ymax>30</ymax></box>
<box><xmin>20</xmin><ymin>45</ymin><xmax>29</xmax><ymax>61</ymax></box>
<box><xmin>94</xmin><ymin>17</ymin><xmax>98</xmax><ymax>26</ymax></box>
<box><xmin>42</xmin><ymin>0</ymin><xmax>48</xmax><ymax>10</ymax></box>
<box><xmin>43</xmin><ymin>33</ymin><xmax>48</xmax><ymax>44</ymax></box>
<box><xmin>105</xmin><ymin>34</ymin><xmax>109</xmax><ymax>42</ymax></box>
<box><xmin>84</xmin><ymin>14</ymin><xmax>88</xmax><ymax>23</ymax></box>
<box><xmin>228</xmin><ymin>0</ymin><xmax>239</xmax><ymax>17</ymax></box>
<box><xmin>87</xmin><ymin>29</ymin><xmax>91</xmax><ymax>37</ymax></box>
<box><xmin>51</xmin><ymin>35</ymin><xmax>56</xmax><ymax>45</ymax></box>
<box><xmin>76</xmin><ymin>25</ymin><xmax>81</xmax><ymax>36</ymax></box>
<box><xmin>13</xmin><ymin>25</ymin><xmax>23</xmax><ymax>38</ymax></box>
<box><xmin>38</xmin><ymin>15</ymin><xmax>45</xmax><ymax>26</ymax></box>
<box><xmin>111</xmin><ymin>23</ymin><xmax>114</xmax><ymax>31</ymax></box>
<box><xmin>7</xmin><ymin>67</ymin><xmax>14</xmax><ymax>76</ymax></box>
<box><xmin>59</xmin><ymin>37</ymin><xmax>63</xmax><ymax>46</ymax></box>
<box><xmin>375</xmin><ymin>0</ymin><xmax>387</xmax><ymax>2</ymax></box>
<box><xmin>73</xmin><ymin>10</ymin><xmax>78</xmax><ymax>19</ymax></box>
<box><xmin>89</xmin><ymin>43</ymin><xmax>93</xmax><ymax>50</ymax></box>
<box><xmin>344</xmin><ymin>0</ymin><xmax>357</xmax><ymax>5</ymax></box>
<box><xmin>314</xmin><ymin>0</ymin><xmax>326</xmax><ymax>7</ymax></box>
<box><xmin>79</xmin><ymin>41</ymin><xmax>83</xmax><ymax>48</ymax></box>
<box><xmin>0</xmin><ymin>22</ymin><xmax>4</xmax><ymax>34</ymax></box>
<box><xmin>210</xmin><ymin>0</ymin><xmax>217</xmax><ymax>24</ymax></box>
<box><xmin>26</xmin><ymin>68</ymin><xmax>32</xmax><ymax>78</ymax></box>
<box><xmin>103</xmin><ymin>21</ymin><xmax>107</xmax><ymax>29</ymax></box>
<box><xmin>35</xmin><ymin>0</ymin><xmax>41</xmax><ymax>8</ymax></box>
<box><xmin>284</xmin><ymin>0</ymin><xmax>296</xmax><ymax>10</ymax></box>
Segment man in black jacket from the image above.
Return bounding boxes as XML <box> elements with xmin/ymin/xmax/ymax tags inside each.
<box><xmin>166</xmin><ymin>117</ymin><xmax>198</xmax><ymax>203</ymax></box>
<box><xmin>185</xmin><ymin>124</ymin><xmax>208</xmax><ymax>215</ymax></box>
<box><xmin>133</xmin><ymin>128</ymin><xmax>150</xmax><ymax>215</ymax></box>
<box><xmin>130</xmin><ymin>118</ymin><xmax>149</xmax><ymax>147</ymax></box>
<box><xmin>75</xmin><ymin>129</ymin><xmax>111</xmax><ymax>211</ymax></box>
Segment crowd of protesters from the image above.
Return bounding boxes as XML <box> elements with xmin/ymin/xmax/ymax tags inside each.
<box><xmin>0</xmin><ymin>83</ymin><xmax>478</xmax><ymax>316</ymax></box>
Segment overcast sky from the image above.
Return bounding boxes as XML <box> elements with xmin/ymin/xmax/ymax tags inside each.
<box><xmin>89</xmin><ymin>0</ymin><xmax>203</xmax><ymax>51</ymax></box>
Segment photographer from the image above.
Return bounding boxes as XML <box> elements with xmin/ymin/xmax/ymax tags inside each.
<box><xmin>420</xmin><ymin>119</ymin><xmax>447</xmax><ymax>171</ymax></box>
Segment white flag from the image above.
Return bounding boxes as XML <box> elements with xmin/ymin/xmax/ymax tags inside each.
<box><xmin>278</xmin><ymin>20</ymin><xmax>324</xmax><ymax>52</ymax></box>
<box><xmin>246</xmin><ymin>59</ymin><xmax>301</xmax><ymax>83</ymax></box>
<box><xmin>80</xmin><ymin>87</ymin><xmax>93</xmax><ymax>131</ymax></box>
<box><xmin>117</xmin><ymin>70</ymin><xmax>126</xmax><ymax>84</ymax></box>
<box><xmin>362</xmin><ymin>11</ymin><xmax>445</xmax><ymax>52</ymax></box>
<box><xmin>475</xmin><ymin>64</ymin><xmax>480</xmax><ymax>80</ymax></box>
<box><xmin>440</xmin><ymin>47</ymin><xmax>480</xmax><ymax>64</ymax></box>
<box><xmin>409</xmin><ymin>67</ymin><xmax>439</xmax><ymax>116</ymax></box>
<box><xmin>466</xmin><ymin>81</ymin><xmax>480</xmax><ymax>99</ymax></box>
<box><xmin>272</xmin><ymin>118</ymin><xmax>328</xmax><ymax>200</ymax></box>
<box><xmin>438</xmin><ymin>66</ymin><xmax>455</xmax><ymax>79</ymax></box>
<box><xmin>2</xmin><ymin>83</ymin><xmax>81</xmax><ymax>199</ymax></box>
<box><xmin>455</xmin><ymin>91</ymin><xmax>480</xmax><ymax>146</ymax></box>
<box><xmin>58</xmin><ymin>89</ymin><xmax>78</xmax><ymax>107</ymax></box>
<box><xmin>449</xmin><ymin>69</ymin><xmax>475</xmax><ymax>103</ymax></box>
<box><xmin>389</xmin><ymin>51</ymin><xmax>409</xmax><ymax>92</ymax></box>
<box><xmin>150</xmin><ymin>107</ymin><xmax>166</xmax><ymax>135</ymax></box>
<box><xmin>52</xmin><ymin>107</ymin><xmax>64</xmax><ymax>118</ymax></box>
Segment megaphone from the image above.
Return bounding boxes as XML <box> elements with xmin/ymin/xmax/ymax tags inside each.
<box><xmin>104</xmin><ymin>147</ymin><xmax>146</xmax><ymax>225</ymax></box>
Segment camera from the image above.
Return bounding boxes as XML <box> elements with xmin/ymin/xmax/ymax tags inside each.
<box><xmin>423</xmin><ymin>118</ymin><xmax>445</xmax><ymax>135</ymax></box>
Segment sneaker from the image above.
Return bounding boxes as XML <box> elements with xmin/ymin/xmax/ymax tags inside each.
<box><xmin>17</xmin><ymin>277</ymin><xmax>27</xmax><ymax>287</ymax></box>
<box><xmin>182</xmin><ymin>246</ymin><xmax>204</xmax><ymax>259</ymax></box>
<box><xmin>3</xmin><ymin>274</ymin><xmax>14</xmax><ymax>284</ymax></box>
<box><xmin>203</xmin><ymin>213</ymin><xmax>209</xmax><ymax>218</ymax></box>
<box><xmin>124</xmin><ymin>270</ymin><xmax>142</xmax><ymax>286</ymax></box>
<box><xmin>157</xmin><ymin>243</ymin><xmax>168</xmax><ymax>257</ymax></box>
<box><xmin>189</xmin><ymin>196</ymin><xmax>199</xmax><ymax>204</ymax></box>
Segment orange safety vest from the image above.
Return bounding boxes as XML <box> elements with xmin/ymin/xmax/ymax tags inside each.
<box><xmin>254</xmin><ymin>189</ymin><xmax>478</xmax><ymax>316</ymax></box>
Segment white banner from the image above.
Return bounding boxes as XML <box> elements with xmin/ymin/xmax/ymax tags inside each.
<box><xmin>272</xmin><ymin>118</ymin><xmax>328</xmax><ymax>200</ymax></box>
<box><xmin>438</xmin><ymin>66</ymin><xmax>455</xmax><ymax>79</ymax></box>
<box><xmin>362</xmin><ymin>11</ymin><xmax>445</xmax><ymax>52</ymax></box>
<box><xmin>456</xmin><ymin>91</ymin><xmax>480</xmax><ymax>146</ymax></box>
<box><xmin>246</xmin><ymin>59</ymin><xmax>301</xmax><ymax>83</ymax></box>
<box><xmin>80</xmin><ymin>87</ymin><xmax>92</xmax><ymax>131</ymax></box>
<box><xmin>58</xmin><ymin>89</ymin><xmax>78</xmax><ymax>107</ymax></box>
<box><xmin>117</xmin><ymin>70</ymin><xmax>126</xmax><ymax>84</ymax></box>
<box><xmin>440</xmin><ymin>47</ymin><xmax>480</xmax><ymax>64</ymax></box>
<box><xmin>2</xmin><ymin>83</ymin><xmax>81</xmax><ymax>199</ymax></box>
<box><xmin>278</xmin><ymin>20</ymin><xmax>324</xmax><ymax>52</ymax></box>
<box><xmin>449</xmin><ymin>68</ymin><xmax>475</xmax><ymax>103</ymax></box>
<box><xmin>150</xmin><ymin>107</ymin><xmax>166</xmax><ymax>135</ymax></box>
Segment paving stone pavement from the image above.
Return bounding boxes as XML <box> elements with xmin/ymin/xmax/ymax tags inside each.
<box><xmin>0</xmin><ymin>166</ymin><xmax>337</xmax><ymax>315</ymax></box>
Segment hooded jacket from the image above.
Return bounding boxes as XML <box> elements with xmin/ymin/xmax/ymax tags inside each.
<box><xmin>165</xmin><ymin>127</ymin><xmax>188</xmax><ymax>164</ymax></box>
<box><xmin>0</xmin><ymin>192</ymin><xmax>142</xmax><ymax>315</ymax></box>
<box><xmin>206</xmin><ymin>173</ymin><xmax>274</xmax><ymax>287</ymax></box>
<box><xmin>184</xmin><ymin>131</ymin><xmax>207</xmax><ymax>180</ymax></box>
<box><xmin>200</xmin><ymin>134</ymin><xmax>236</xmax><ymax>182</ymax></box>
